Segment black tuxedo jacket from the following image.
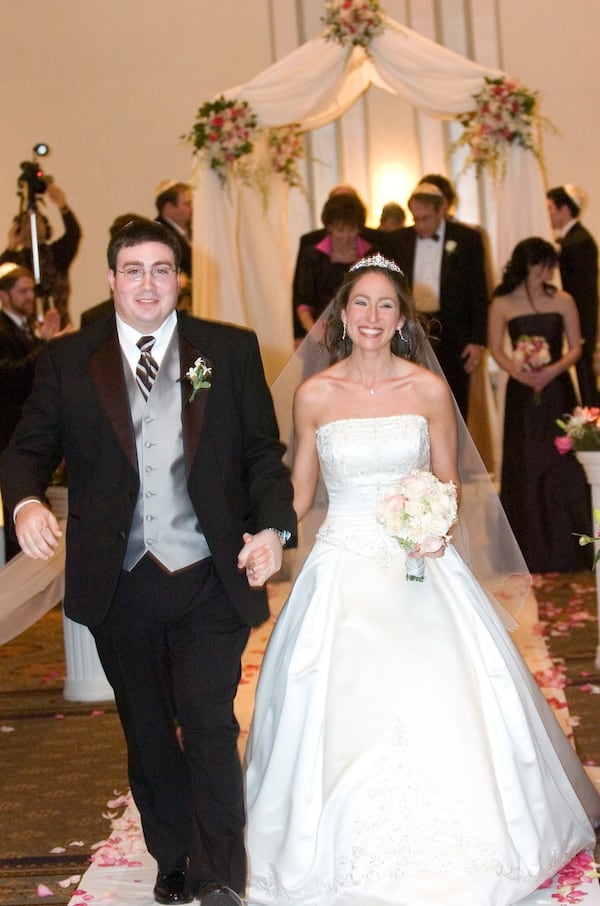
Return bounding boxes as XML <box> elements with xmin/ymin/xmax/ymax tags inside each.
<box><xmin>156</xmin><ymin>216</ymin><xmax>192</xmax><ymax>278</ymax></box>
<box><xmin>559</xmin><ymin>221</ymin><xmax>599</xmax><ymax>345</ymax></box>
<box><xmin>382</xmin><ymin>220</ymin><xmax>489</xmax><ymax>348</ymax></box>
<box><xmin>0</xmin><ymin>312</ymin><xmax>296</xmax><ymax>629</ymax></box>
<box><xmin>0</xmin><ymin>311</ymin><xmax>43</xmax><ymax>453</ymax></box>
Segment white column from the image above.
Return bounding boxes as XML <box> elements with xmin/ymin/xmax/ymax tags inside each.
<box><xmin>62</xmin><ymin>615</ymin><xmax>114</xmax><ymax>702</ymax></box>
<box><xmin>45</xmin><ymin>486</ymin><xmax>114</xmax><ymax>702</ymax></box>
<box><xmin>575</xmin><ymin>452</ymin><xmax>600</xmax><ymax>670</ymax></box>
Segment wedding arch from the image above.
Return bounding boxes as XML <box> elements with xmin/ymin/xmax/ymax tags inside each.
<box><xmin>0</xmin><ymin>4</ymin><xmax>554</xmax><ymax>646</ymax></box>
<box><xmin>190</xmin><ymin>6</ymin><xmax>552</xmax><ymax>380</ymax></box>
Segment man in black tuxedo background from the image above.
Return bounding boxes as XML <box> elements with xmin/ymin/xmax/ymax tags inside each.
<box><xmin>0</xmin><ymin>263</ymin><xmax>67</xmax><ymax>559</ymax></box>
<box><xmin>155</xmin><ymin>180</ymin><xmax>193</xmax><ymax>279</ymax></box>
<box><xmin>547</xmin><ymin>184</ymin><xmax>599</xmax><ymax>406</ymax></box>
<box><xmin>0</xmin><ymin>221</ymin><xmax>296</xmax><ymax>905</ymax></box>
<box><xmin>383</xmin><ymin>182</ymin><xmax>489</xmax><ymax>418</ymax></box>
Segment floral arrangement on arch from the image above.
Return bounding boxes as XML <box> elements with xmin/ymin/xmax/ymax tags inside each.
<box><xmin>453</xmin><ymin>76</ymin><xmax>554</xmax><ymax>179</ymax></box>
<box><xmin>555</xmin><ymin>406</ymin><xmax>600</xmax><ymax>454</ymax></box>
<box><xmin>266</xmin><ymin>125</ymin><xmax>306</xmax><ymax>190</ymax></box>
<box><xmin>322</xmin><ymin>0</ymin><xmax>385</xmax><ymax>52</ymax></box>
<box><xmin>185</xmin><ymin>95</ymin><xmax>258</xmax><ymax>184</ymax></box>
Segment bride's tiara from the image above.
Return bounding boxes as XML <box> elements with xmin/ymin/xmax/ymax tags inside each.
<box><xmin>349</xmin><ymin>253</ymin><xmax>404</xmax><ymax>276</ymax></box>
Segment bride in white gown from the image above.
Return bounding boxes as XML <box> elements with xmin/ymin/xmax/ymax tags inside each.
<box><xmin>244</xmin><ymin>255</ymin><xmax>600</xmax><ymax>906</ymax></box>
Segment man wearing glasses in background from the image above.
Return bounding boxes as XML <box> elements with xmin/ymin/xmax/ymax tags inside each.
<box><xmin>0</xmin><ymin>220</ymin><xmax>296</xmax><ymax>906</ymax></box>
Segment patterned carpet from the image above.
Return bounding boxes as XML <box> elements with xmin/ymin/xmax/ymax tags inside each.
<box><xmin>0</xmin><ymin>573</ymin><xmax>598</xmax><ymax>905</ymax></box>
<box><xmin>0</xmin><ymin>607</ymin><xmax>127</xmax><ymax>905</ymax></box>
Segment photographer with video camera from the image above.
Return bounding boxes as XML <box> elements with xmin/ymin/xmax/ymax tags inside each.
<box><xmin>0</xmin><ymin>155</ymin><xmax>81</xmax><ymax>328</ymax></box>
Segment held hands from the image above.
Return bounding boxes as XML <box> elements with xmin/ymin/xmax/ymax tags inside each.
<box><xmin>237</xmin><ymin>530</ymin><xmax>283</xmax><ymax>588</ymax></box>
<box><xmin>511</xmin><ymin>363</ymin><xmax>557</xmax><ymax>393</ymax></box>
<box><xmin>15</xmin><ymin>502</ymin><xmax>63</xmax><ymax>560</ymax></box>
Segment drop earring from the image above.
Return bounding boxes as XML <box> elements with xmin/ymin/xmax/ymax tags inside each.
<box><xmin>398</xmin><ymin>326</ymin><xmax>405</xmax><ymax>341</ymax></box>
<box><xmin>342</xmin><ymin>321</ymin><xmax>347</xmax><ymax>341</ymax></box>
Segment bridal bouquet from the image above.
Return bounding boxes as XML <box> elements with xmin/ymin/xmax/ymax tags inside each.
<box><xmin>376</xmin><ymin>470</ymin><xmax>458</xmax><ymax>581</ymax></box>
<box><xmin>512</xmin><ymin>334</ymin><xmax>551</xmax><ymax>405</ymax></box>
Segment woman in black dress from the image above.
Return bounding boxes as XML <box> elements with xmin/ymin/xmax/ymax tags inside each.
<box><xmin>488</xmin><ymin>237</ymin><xmax>592</xmax><ymax>572</ymax></box>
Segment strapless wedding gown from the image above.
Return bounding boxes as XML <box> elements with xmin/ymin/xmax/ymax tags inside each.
<box><xmin>245</xmin><ymin>416</ymin><xmax>598</xmax><ymax>906</ymax></box>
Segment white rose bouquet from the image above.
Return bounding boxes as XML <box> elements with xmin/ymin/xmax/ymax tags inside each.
<box><xmin>376</xmin><ymin>469</ymin><xmax>459</xmax><ymax>581</ymax></box>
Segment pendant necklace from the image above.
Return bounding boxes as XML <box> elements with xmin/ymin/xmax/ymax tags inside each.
<box><xmin>350</xmin><ymin>363</ymin><xmax>394</xmax><ymax>395</ymax></box>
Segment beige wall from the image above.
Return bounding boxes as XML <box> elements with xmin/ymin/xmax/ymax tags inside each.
<box><xmin>497</xmin><ymin>0</ymin><xmax>600</xmax><ymax>254</ymax></box>
<box><xmin>1</xmin><ymin>0</ymin><xmax>598</xmax><ymax>324</ymax></box>
<box><xmin>0</xmin><ymin>0</ymin><xmax>274</xmax><ymax>323</ymax></box>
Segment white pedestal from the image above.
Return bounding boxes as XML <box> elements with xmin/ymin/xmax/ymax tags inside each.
<box><xmin>574</xmin><ymin>451</ymin><xmax>600</xmax><ymax>669</ymax></box>
<box><xmin>62</xmin><ymin>615</ymin><xmax>114</xmax><ymax>702</ymax></box>
<box><xmin>45</xmin><ymin>485</ymin><xmax>114</xmax><ymax>702</ymax></box>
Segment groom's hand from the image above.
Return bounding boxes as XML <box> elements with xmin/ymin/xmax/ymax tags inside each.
<box><xmin>15</xmin><ymin>501</ymin><xmax>63</xmax><ymax>560</ymax></box>
<box><xmin>237</xmin><ymin>530</ymin><xmax>283</xmax><ymax>587</ymax></box>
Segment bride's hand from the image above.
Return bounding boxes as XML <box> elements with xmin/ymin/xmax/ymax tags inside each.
<box><xmin>409</xmin><ymin>538</ymin><xmax>448</xmax><ymax>560</ymax></box>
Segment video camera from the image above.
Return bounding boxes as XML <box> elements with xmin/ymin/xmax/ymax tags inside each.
<box><xmin>18</xmin><ymin>143</ymin><xmax>52</xmax><ymax>205</ymax></box>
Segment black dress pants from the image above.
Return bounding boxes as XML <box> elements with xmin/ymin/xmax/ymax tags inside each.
<box><xmin>92</xmin><ymin>555</ymin><xmax>250</xmax><ymax>893</ymax></box>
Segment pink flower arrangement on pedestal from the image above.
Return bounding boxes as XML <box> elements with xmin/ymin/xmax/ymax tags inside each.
<box><xmin>555</xmin><ymin>406</ymin><xmax>600</xmax><ymax>454</ymax></box>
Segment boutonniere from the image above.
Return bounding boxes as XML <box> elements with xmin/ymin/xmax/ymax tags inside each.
<box><xmin>444</xmin><ymin>239</ymin><xmax>458</xmax><ymax>255</ymax></box>
<box><xmin>183</xmin><ymin>356</ymin><xmax>212</xmax><ymax>402</ymax></box>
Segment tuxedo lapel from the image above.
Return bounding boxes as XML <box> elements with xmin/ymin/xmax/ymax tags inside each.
<box><xmin>87</xmin><ymin>331</ymin><xmax>137</xmax><ymax>471</ymax></box>
<box><xmin>439</xmin><ymin>220</ymin><xmax>456</xmax><ymax>295</ymax></box>
<box><xmin>178</xmin><ymin>332</ymin><xmax>213</xmax><ymax>475</ymax></box>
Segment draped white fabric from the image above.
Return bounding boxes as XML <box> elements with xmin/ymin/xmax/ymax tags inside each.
<box><xmin>191</xmin><ymin>15</ymin><xmax>553</xmax><ymax>380</ymax></box>
<box><xmin>0</xmin><ymin>531</ymin><xmax>65</xmax><ymax>645</ymax></box>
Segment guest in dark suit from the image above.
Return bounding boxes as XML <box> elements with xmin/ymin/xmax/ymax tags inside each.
<box><xmin>155</xmin><ymin>181</ymin><xmax>193</xmax><ymax>278</ymax></box>
<box><xmin>547</xmin><ymin>184</ymin><xmax>599</xmax><ymax>406</ymax></box>
<box><xmin>384</xmin><ymin>182</ymin><xmax>489</xmax><ymax>418</ymax></box>
<box><xmin>0</xmin><ymin>263</ymin><xmax>66</xmax><ymax>559</ymax></box>
<box><xmin>0</xmin><ymin>221</ymin><xmax>296</xmax><ymax>905</ymax></box>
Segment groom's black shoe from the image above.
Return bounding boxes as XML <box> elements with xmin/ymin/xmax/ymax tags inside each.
<box><xmin>154</xmin><ymin>856</ymin><xmax>193</xmax><ymax>904</ymax></box>
<box><xmin>197</xmin><ymin>882</ymin><xmax>244</xmax><ymax>906</ymax></box>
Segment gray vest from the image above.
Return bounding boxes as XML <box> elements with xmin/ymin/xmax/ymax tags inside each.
<box><xmin>122</xmin><ymin>331</ymin><xmax>211</xmax><ymax>572</ymax></box>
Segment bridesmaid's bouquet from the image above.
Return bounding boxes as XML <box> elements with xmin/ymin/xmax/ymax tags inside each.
<box><xmin>376</xmin><ymin>470</ymin><xmax>459</xmax><ymax>581</ymax></box>
<box><xmin>512</xmin><ymin>334</ymin><xmax>551</xmax><ymax>405</ymax></box>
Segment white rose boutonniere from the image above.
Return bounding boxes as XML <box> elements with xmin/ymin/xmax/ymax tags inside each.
<box><xmin>444</xmin><ymin>239</ymin><xmax>458</xmax><ymax>255</ymax></box>
<box><xmin>183</xmin><ymin>356</ymin><xmax>212</xmax><ymax>402</ymax></box>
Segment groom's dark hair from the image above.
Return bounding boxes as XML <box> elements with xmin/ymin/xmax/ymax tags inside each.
<box><xmin>107</xmin><ymin>219</ymin><xmax>182</xmax><ymax>270</ymax></box>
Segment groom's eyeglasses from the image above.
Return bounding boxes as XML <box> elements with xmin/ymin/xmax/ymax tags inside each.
<box><xmin>116</xmin><ymin>265</ymin><xmax>178</xmax><ymax>281</ymax></box>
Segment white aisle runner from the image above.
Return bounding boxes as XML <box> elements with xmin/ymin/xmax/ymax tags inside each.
<box><xmin>63</xmin><ymin>584</ymin><xmax>599</xmax><ymax>906</ymax></box>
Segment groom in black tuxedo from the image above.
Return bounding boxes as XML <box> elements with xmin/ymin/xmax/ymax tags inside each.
<box><xmin>382</xmin><ymin>182</ymin><xmax>489</xmax><ymax>418</ymax></box>
<box><xmin>0</xmin><ymin>220</ymin><xmax>296</xmax><ymax>905</ymax></box>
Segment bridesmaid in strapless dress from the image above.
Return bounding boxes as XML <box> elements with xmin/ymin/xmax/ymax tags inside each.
<box><xmin>489</xmin><ymin>237</ymin><xmax>592</xmax><ymax>573</ymax></box>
